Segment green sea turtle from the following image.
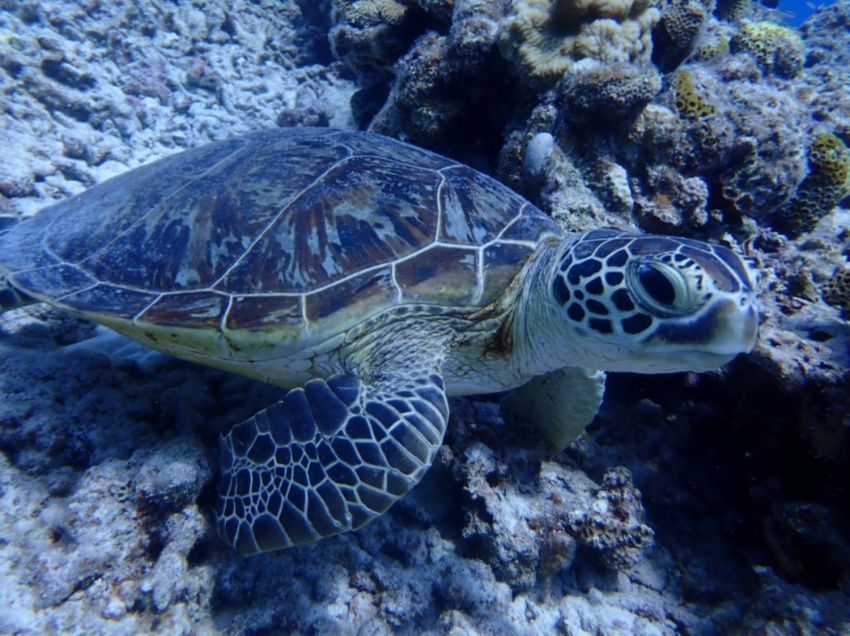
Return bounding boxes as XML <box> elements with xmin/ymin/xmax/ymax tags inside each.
<box><xmin>0</xmin><ymin>128</ymin><xmax>758</xmax><ymax>554</ymax></box>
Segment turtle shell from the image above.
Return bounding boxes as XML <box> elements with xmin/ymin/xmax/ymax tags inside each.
<box><xmin>0</xmin><ymin>128</ymin><xmax>561</xmax><ymax>361</ymax></box>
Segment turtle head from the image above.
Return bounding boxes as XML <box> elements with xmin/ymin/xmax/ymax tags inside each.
<box><xmin>545</xmin><ymin>230</ymin><xmax>759</xmax><ymax>373</ymax></box>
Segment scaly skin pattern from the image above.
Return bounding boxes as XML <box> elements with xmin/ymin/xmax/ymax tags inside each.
<box><xmin>217</xmin><ymin>321</ymin><xmax>451</xmax><ymax>554</ymax></box>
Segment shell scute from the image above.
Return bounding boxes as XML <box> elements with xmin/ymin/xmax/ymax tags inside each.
<box><xmin>481</xmin><ymin>243</ymin><xmax>538</xmax><ymax>305</ymax></box>
<box><xmin>57</xmin><ymin>285</ymin><xmax>155</xmax><ymax>320</ymax></box>
<box><xmin>498</xmin><ymin>206</ymin><xmax>563</xmax><ymax>243</ymax></box>
<box><xmin>225</xmin><ymin>295</ymin><xmax>303</xmax><ymax>331</ymax></box>
<box><xmin>82</xmin><ymin>140</ymin><xmax>353</xmax><ymax>293</ymax></box>
<box><xmin>12</xmin><ymin>264</ymin><xmax>95</xmax><ymax>302</ymax></box>
<box><xmin>334</xmin><ymin>130</ymin><xmax>451</xmax><ymax>171</ymax></box>
<box><xmin>140</xmin><ymin>292</ymin><xmax>229</xmax><ymax>328</ymax></box>
<box><xmin>218</xmin><ymin>155</ymin><xmax>442</xmax><ymax>295</ymax></box>
<box><xmin>304</xmin><ymin>266</ymin><xmax>397</xmax><ymax>325</ymax></box>
<box><xmin>51</xmin><ymin>137</ymin><xmax>254</xmax><ymax>269</ymax></box>
<box><xmin>438</xmin><ymin>166</ymin><xmax>526</xmax><ymax>245</ymax></box>
<box><xmin>395</xmin><ymin>245</ymin><xmax>479</xmax><ymax>306</ymax></box>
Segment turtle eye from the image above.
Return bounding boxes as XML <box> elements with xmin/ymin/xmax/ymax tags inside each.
<box><xmin>630</xmin><ymin>261</ymin><xmax>694</xmax><ymax>314</ymax></box>
<box><xmin>638</xmin><ymin>264</ymin><xmax>675</xmax><ymax>305</ymax></box>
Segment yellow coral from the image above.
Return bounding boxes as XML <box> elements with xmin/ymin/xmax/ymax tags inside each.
<box><xmin>731</xmin><ymin>21</ymin><xmax>805</xmax><ymax>78</ymax></box>
<box><xmin>808</xmin><ymin>133</ymin><xmax>850</xmax><ymax>188</ymax></box>
<box><xmin>496</xmin><ymin>0</ymin><xmax>660</xmax><ymax>87</ymax></box>
<box><xmin>673</xmin><ymin>70</ymin><xmax>715</xmax><ymax>119</ymax></box>
<box><xmin>773</xmin><ymin>133</ymin><xmax>850</xmax><ymax>237</ymax></box>
<box><xmin>693</xmin><ymin>34</ymin><xmax>730</xmax><ymax>61</ymax></box>
<box><xmin>823</xmin><ymin>266</ymin><xmax>850</xmax><ymax>314</ymax></box>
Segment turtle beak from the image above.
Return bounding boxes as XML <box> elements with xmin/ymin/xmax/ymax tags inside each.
<box><xmin>707</xmin><ymin>294</ymin><xmax>759</xmax><ymax>355</ymax></box>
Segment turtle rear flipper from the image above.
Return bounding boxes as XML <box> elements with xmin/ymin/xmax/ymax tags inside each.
<box><xmin>0</xmin><ymin>275</ymin><xmax>36</xmax><ymax>312</ymax></box>
<box><xmin>216</xmin><ymin>367</ymin><xmax>449</xmax><ymax>555</ymax></box>
<box><xmin>0</xmin><ymin>214</ymin><xmax>19</xmax><ymax>234</ymax></box>
<box><xmin>0</xmin><ymin>213</ymin><xmax>35</xmax><ymax>311</ymax></box>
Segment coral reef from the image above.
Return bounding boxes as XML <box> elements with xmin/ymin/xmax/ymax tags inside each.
<box><xmin>333</xmin><ymin>0</ymin><xmax>512</xmax><ymax>156</ymax></box>
<box><xmin>693</xmin><ymin>32</ymin><xmax>730</xmax><ymax>61</ymax></box>
<box><xmin>627</xmin><ymin>61</ymin><xmax>807</xmax><ymax>223</ymax></box>
<box><xmin>731</xmin><ymin>21</ymin><xmax>806</xmax><ymax>78</ymax></box>
<box><xmin>772</xmin><ymin>133</ymin><xmax>850</xmax><ymax>237</ymax></box>
<box><xmin>328</xmin><ymin>0</ymin><xmax>422</xmax><ymax>127</ymax></box>
<box><xmin>566</xmin><ymin>467</ymin><xmax>655</xmax><ymax>570</ymax></box>
<box><xmin>823</xmin><ymin>265</ymin><xmax>850</xmax><ymax>315</ymax></box>
<box><xmin>672</xmin><ymin>69</ymin><xmax>716</xmax><ymax>118</ymax></box>
<box><xmin>329</xmin><ymin>0</ymin><xmax>492</xmax><ymax>134</ymax></box>
<box><xmin>714</xmin><ymin>0</ymin><xmax>751</xmax><ymax>21</ymax></box>
<box><xmin>559</xmin><ymin>62</ymin><xmax>662</xmax><ymax>123</ymax></box>
<box><xmin>496</xmin><ymin>0</ymin><xmax>660</xmax><ymax>87</ymax></box>
<box><xmin>634</xmin><ymin>169</ymin><xmax>712</xmax><ymax>231</ymax></box>
<box><xmin>514</xmin><ymin>130</ymin><xmax>633</xmax><ymax>231</ymax></box>
<box><xmin>367</xmin><ymin>0</ymin><xmax>509</xmax><ymax>152</ymax></box>
<box><xmin>651</xmin><ymin>0</ymin><xmax>709</xmax><ymax>72</ymax></box>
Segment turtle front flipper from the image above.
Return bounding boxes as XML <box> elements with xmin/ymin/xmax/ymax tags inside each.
<box><xmin>216</xmin><ymin>371</ymin><xmax>449</xmax><ymax>554</ymax></box>
<box><xmin>502</xmin><ymin>367</ymin><xmax>606</xmax><ymax>451</ymax></box>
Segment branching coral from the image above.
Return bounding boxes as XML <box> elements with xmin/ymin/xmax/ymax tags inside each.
<box><xmin>496</xmin><ymin>0</ymin><xmax>660</xmax><ymax>87</ymax></box>
<box><xmin>772</xmin><ymin>133</ymin><xmax>850</xmax><ymax>237</ymax></box>
<box><xmin>731</xmin><ymin>21</ymin><xmax>805</xmax><ymax>79</ymax></box>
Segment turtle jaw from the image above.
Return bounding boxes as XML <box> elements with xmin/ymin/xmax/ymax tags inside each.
<box><xmin>630</xmin><ymin>295</ymin><xmax>759</xmax><ymax>373</ymax></box>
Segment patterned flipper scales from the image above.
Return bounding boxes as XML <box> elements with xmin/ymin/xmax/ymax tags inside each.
<box><xmin>216</xmin><ymin>372</ymin><xmax>449</xmax><ymax>554</ymax></box>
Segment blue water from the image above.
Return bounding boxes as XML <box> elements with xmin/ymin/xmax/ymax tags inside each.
<box><xmin>779</xmin><ymin>0</ymin><xmax>821</xmax><ymax>25</ymax></box>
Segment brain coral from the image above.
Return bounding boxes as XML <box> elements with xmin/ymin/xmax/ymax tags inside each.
<box><xmin>497</xmin><ymin>0</ymin><xmax>660</xmax><ymax>87</ymax></box>
<box><xmin>773</xmin><ymin>133</ymin><xmax>850</xmax><ymax>237</ymax></box>
<box><xmin>731</xmin><ymin>21</ymin><xmax>805</xmax><ymax>78</ymax></box>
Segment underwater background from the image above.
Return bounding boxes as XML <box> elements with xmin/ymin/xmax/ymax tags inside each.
<box><xmin>0</xmin><ymin>0</ymin><xmax>849</xmax><ymax>634</ymax></box>
<box><xmin>782</xmin><ymin>0</ymin><xmax>818</xmax><ymax>24</ymax></box>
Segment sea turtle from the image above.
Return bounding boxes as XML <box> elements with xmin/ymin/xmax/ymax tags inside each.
<box><xmin>0</xmin><ymin>128</ymin><xmax>759</xmax><ymax>555</ymax></box>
